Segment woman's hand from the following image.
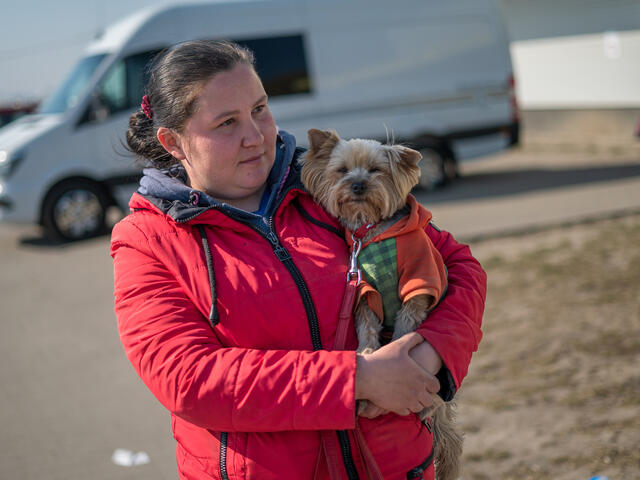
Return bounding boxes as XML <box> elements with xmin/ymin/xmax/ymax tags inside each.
<box><xmin>359</xmin><ymin>339</ymin><xmax>442</xmax><ymax>419</ymax></box>
<box><xmin>409</xmin><ymin>339</ymin><xmax>443</xmax><ymax>376</ymax></box>
<box><xmin>355</xmin><ymin>333</ymin><xmax>440</xmax><ymax>416</ymax></box>
<box><xmin>358</xmin><ymin>402</ymin><xmax>389</xmax><ymax>419</ymax></box>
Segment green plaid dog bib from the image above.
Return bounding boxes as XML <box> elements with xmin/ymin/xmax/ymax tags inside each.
<box><xmin>358</xmin><ymin>237</ymin><xmax>401</xmax><ymax>328</ymax></box>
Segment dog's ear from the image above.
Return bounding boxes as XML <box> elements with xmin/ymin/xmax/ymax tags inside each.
<box><xmin>385</xmin><ymin>145</ymin><xmax>422</xmax><ymax>196</ymax></box>
<box><xmin>307</xmin><ymin>129</ymin><xmax>340</xmax><ymax>157</ymax></box>
<box><xmin>394</xmin><ymin>145</ymin><xmax>422</xmax><ymax>167</ymax></box>
<box><xmin>300</xmin><ymin>129</ymin><xmax>341</xmax><ymax>200</ymax></box>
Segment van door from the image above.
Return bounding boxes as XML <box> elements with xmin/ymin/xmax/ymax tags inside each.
<box><xmin>74</xmin><ymin>49</ymin><xmax>162</xmax><ymax>184</ymax></box>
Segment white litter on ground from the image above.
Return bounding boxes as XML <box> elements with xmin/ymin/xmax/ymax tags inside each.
<box><xmin>111</xmin><ymin>448</ymin><xmax>150</xmax><ymax>467</ymax></box>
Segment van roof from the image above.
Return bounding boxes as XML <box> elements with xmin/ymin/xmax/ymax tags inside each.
<box><xmin>84</xmin><ymin>0</ymin><xmax>287</xmax><ymax>57</ymax></box>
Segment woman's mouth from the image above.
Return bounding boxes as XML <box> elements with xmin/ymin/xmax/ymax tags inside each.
<box><xmin>241</xmin><ymin>153</ymin><xmax>263</xmax><ymax>164</ymax></box>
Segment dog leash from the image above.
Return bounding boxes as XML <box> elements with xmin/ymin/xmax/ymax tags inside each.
<box><xmin>331</xmin><ymin>235</ymin><xmax>363</xmax><ymax>350</ymax></box>
<box><xmin>318</xmin><ymin>237</ymin><xmax>385</xmax><ymax>480</ymax></box>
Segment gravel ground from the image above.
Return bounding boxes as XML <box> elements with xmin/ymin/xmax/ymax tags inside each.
<box><xmin>456</xmin><ymin>213</ymin><xmax>640</xmax><ymax>480</ymax></box>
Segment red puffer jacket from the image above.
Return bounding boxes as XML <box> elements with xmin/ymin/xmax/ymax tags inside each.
<box><xmin>111</xmin><ymin>170</ymin><xmax>485</xmax><ymax>479</ymax></box>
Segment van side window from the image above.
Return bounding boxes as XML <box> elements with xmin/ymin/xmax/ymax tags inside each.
<box><xmin>96</xmin><ymin>61</ymin><xmax>128</xmax><ymax>119</ymax></box>
<box><xmin>125</xmin><ymin>50</ymin><xmax>163</xmax><ymax>108</ymax></box>
<box><xmin>80</xmin><ymin>49</ymin><xmax>163</xmax><ymax>125</ymax></box>
<box><xmin>235</xmin><ymin>35</ymin><xmax>311</xmax><ymax>97</ymax></box>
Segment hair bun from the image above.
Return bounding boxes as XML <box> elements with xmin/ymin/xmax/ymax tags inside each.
<box><xmin>125</xmin><ymin>110</ymin><xmax>174</xmax><ymax>168</ymax></box>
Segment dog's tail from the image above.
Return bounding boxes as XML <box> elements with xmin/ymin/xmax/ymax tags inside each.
<box><xmin>428</xmin><ymin>396</ymin><xmax>464</xmax><ymax>480</ymax></box>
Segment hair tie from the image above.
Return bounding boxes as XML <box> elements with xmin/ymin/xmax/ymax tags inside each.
<box><xmin>141</xmin><ymin>95</ymin><xmax>153</xmax><ymax>120</ymax></box>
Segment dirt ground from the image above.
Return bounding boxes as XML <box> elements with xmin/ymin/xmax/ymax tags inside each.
<box><xmin>455</xmin><ymin>213</ymin><xmax>640</xmax><ymax>480</ymax></box>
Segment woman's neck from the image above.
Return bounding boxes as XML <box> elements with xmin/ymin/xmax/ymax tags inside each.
<box><xmin>215</xmin><ymin>184</ymin><xmax>267</xmax><ymax>213</ymax></box>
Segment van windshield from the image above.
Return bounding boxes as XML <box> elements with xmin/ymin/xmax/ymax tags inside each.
<box><xmin>39</xmin><ymin>54</ymin><xmax>107</xmax><ymax>114</ymax></box>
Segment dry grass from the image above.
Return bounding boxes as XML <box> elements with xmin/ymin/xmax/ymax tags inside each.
<box><xmin>456</xmin><ymin>214</ymin><xmax>640</xmax><ymax>480</ymax></box>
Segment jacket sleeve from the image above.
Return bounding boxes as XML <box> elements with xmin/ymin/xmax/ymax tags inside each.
<box><xmin>415</xmin><ymin>223</ymin><xmax>486</xmax><ymax>401</ymax></box>
<box><xmin>111</xmin><ymin>220</ymin><xmax>357</xmax><ymax>433</ymax></box>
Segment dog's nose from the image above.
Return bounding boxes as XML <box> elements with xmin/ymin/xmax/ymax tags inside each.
<box><xmin>351</xmin><ymin>182</ymin><xmax>367</xmax><ymax>195</ymax></box>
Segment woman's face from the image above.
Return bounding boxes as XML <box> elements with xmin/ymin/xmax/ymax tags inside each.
<box><xmin>171</xmin><ymin>63</ymin><xmax>277</xmax><ymax>211</ymax></box>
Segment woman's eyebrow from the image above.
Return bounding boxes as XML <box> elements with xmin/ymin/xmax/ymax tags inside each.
<box><xmin>253</xmin><ymin>95</ymin><xmax>268</xmax><ymax>106</ymax></box>
<box><xmin>212</xmin><ymin>95</ymin><xmax>269</xmax><ymax>121</ymax></box>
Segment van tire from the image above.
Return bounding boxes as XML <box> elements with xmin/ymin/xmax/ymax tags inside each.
<box><xmin>417</xmin><ymin>146</ymin><xmax>457</xmax><ymax>190</ymax></box>
<box><xmin>42</xmin><ymin>179</ymin><xmax>109</xmax><ymax>241</ymax></box>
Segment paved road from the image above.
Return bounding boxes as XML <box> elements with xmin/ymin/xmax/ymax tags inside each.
<box><xmin>416</xmin><ymin>150</ymin><xmax>640</xmax><ymax>240</ymax></box>
<box><xmin>1</xmin><ymin>149</ymin><xmax>639</xmax><ymax>479</ymax></box>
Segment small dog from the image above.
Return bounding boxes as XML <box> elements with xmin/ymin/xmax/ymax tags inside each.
<box><xmin>300</xmin><ymin>128</ymin><xmax>462</xmax><ymax>480</ymax></box>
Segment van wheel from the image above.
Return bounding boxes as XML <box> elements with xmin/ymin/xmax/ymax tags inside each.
<box><xmin>42</xmin><ymin>179</ymin><xmax>109</xmax><ymax>241</ymax></box>
<box><xmin>417</xmin><ymin>146</ymin><xmax>457</xmax><ymax>190</ymax></box>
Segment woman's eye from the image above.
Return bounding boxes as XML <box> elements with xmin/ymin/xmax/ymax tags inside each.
<box><xmin>338</xmin><ymin>167</ymin><xmax>348</xmax><ymax>174</ymax></box>
<box><xmin>253</xmin><ymin>104</ymin><xmax>265</xmax><ymax>114</ymax></box>
<box><xmin>219</xmin><ymin>118</ymin><xmax>234</xmax><ymax>127</ymax></box>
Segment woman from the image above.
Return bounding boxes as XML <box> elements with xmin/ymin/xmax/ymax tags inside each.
<box><xmin>112</xmin><ymin>40</ymin><xmax>485</xmax><ymax>480</ymax></box>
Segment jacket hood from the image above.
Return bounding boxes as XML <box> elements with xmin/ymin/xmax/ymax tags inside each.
<box><xmin>132</xmin><ymin>129</ymin><xmax>300</xmax><ymax>222</ymax></box>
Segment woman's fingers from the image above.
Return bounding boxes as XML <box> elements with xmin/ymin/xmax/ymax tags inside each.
<box><xmin>355</xmin><ymin>333</ymin><xmax>442</xmax><ymax>416</ymax></box>
<box><xmin>423</xmin><ymin>372</ymin><xmax>440</xmax><ymax>395</ymax></box>
<box><xmin>408</xmin><ymin>339</ymin><xmax>443</xmax><ymax>376</ymax></box>
<box><xmin>358</xmin><ymin>402</ymin><xmax>389</xmax><ymax>419</ymax></box>
<box><xmin>389</xmin><ymin>333</ymin><xmax>441</xmax><ymax>393</ymax></box>
<box><xmin>417</xmin><ymin>390</ymin><xmax>436</xmax><ymax>410</ymax></box>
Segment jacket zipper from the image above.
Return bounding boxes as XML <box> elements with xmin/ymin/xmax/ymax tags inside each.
<box><xmin>219</xmin><ymin>431</ymin><xmax>229</xmax><ymax>480</ymax></box>
<box><xmin>265</xmin><ymin>216</ymin><xmax>358</xmax><ymax>480</ymax></box>
<box><xmin>178</xmin><ymin>189</ymin><xmax>359</xmax><ymax>479</ymax></box>
<box><xmin>264</xmin><ymin>225</ymin><xmax>323</xmax><ymax>350</ymax></box>
<box><xmin>337</xmin><ymin>431</ymin><xmax>359</xmax><ymax>480</ymax></box>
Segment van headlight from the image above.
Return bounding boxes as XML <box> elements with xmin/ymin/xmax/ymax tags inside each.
<box><xmin>0</xmin><ymin>149</ymin><xmax>26</xmax><ymax>178</ymax></box>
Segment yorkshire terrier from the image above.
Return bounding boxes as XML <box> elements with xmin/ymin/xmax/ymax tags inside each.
<box><xmin>300</xmin><ymin>128</ymin><xmax>463</xmax><ymax>480</ymax></box>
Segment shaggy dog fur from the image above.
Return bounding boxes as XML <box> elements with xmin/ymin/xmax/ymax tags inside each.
<box><xmin>300</xmin><ymin>128</ymin><xmax>463</xmax><ymax>480</ymax></box>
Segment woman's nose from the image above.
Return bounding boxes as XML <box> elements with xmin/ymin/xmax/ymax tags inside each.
<box><xmin>242</xmin><ymin>119</ymin><xmax>264</xmax><ymax>147</ymax></box>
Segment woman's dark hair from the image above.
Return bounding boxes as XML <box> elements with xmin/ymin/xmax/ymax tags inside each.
<box><xmin>126</xmin><ymin>40</ymin><xmax>255</xmax><ymax>168</ymax></box>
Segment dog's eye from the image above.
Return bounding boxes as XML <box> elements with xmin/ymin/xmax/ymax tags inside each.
<box><xmin>368</xmin><ymin>167</ymin><xmax>380</xmax><ymax>173</ymax></box>
<box><xmin>338</xmin><ymin>167</ymin><xmax>348</xmax><ymax>174</ymax></box>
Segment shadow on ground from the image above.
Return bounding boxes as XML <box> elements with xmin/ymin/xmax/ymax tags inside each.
<box><xmin>415</xmin><ymin>163</ymin><xmax>640</xmax><ymax>204</ymax></box>
<box><xmin>18</xmin><ymin>229</ymin><xmax>113</xmax><ymax>248</ymax></box>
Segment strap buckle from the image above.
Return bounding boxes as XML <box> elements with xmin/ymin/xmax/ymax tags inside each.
<box><xmin>347</xmin><ymin>236</ymin><xmax>362</xmax><ymax>284</ymax></box>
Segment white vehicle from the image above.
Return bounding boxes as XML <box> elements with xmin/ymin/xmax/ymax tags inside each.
<box><xmin>0</xmin><ymin>0</ymin><xmax>518</xmax><ymax>240</ymax></box>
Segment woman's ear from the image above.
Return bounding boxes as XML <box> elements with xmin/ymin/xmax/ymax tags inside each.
<box><xmin>157</xmin><ymin>127</ymin><xmax>187</xmax><ymax>160</ymax></box>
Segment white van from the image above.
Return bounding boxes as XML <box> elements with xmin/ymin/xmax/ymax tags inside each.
<box><xmin>0</xmin><ymin>0</ymin><xmax>518</xmax><ymax>240</ymax></box>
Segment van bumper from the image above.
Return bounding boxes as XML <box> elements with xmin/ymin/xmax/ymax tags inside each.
<box><xmin>0</xmin><ymin>180</ymin><xmax>10</xmax><ymax>218</ymax></box>
<box><xmin>0</xmin><ymin>179</ymin><xmax>40</xmax><ymax>225</ymax></box>
<box><xmin>0</xmin><ymin>196</ymin><xmax>12</xmax><ymax>222</ymax></box>
<box><xmin>507</xmin><ymin>120</ymin><xmax>520</xmax><ymax>146</ymax></box>
<box><xmin>0</xmin><ymin>197</ymin><xmax>12</xmax><ymax>220</ymax></box>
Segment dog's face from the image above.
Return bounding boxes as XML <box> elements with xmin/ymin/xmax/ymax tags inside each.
<box><xmin>300</xmin><ymin>129</ymin><xmax>422</xmax><ymax>229</ymax></box>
